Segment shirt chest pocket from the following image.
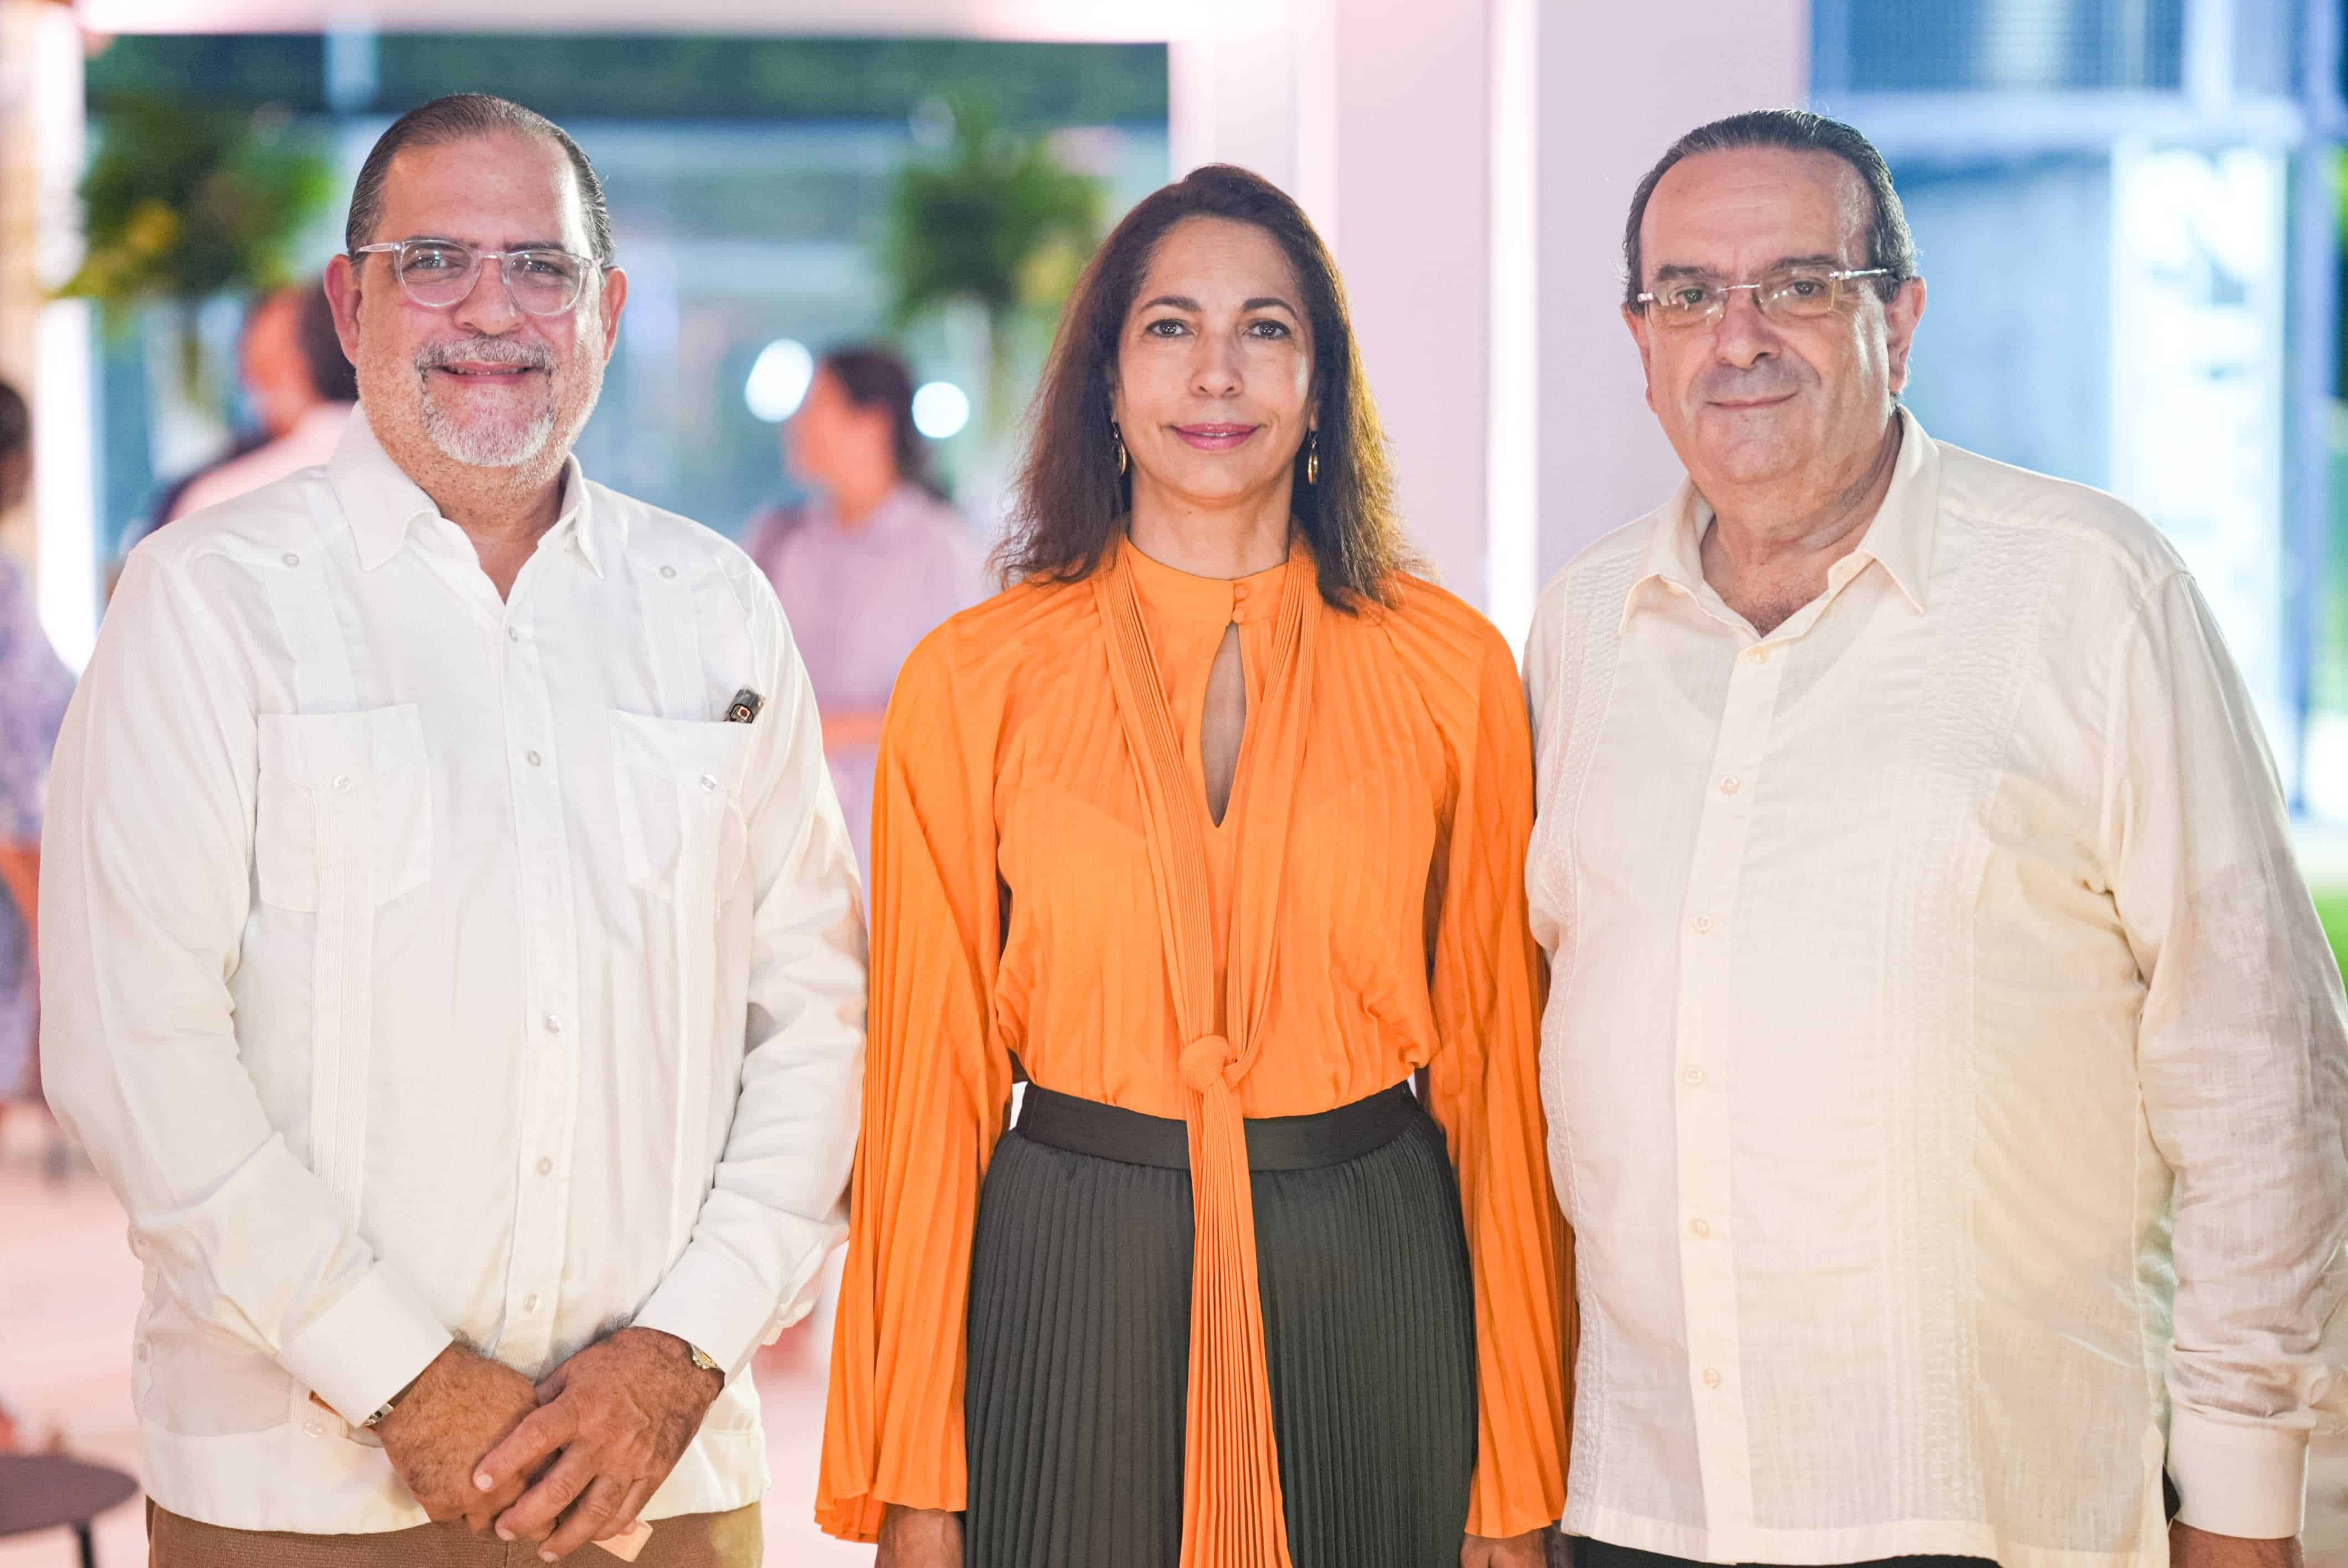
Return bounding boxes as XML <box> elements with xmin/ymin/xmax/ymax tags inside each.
<box><xmin>254</xmin><ymin>705</ymin><xmax>433</xmax><ymax>911</ymax></box>
<box><xmin>610</xmin><ymin>711</ymin><xmax>758</xmax><ymax>904</ymax></box>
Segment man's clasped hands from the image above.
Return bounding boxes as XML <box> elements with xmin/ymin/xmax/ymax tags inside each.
<box><xmin>374</xmin><ymin>1329</ymin><xmax>724</xmax><ymax>1562</ymax></box>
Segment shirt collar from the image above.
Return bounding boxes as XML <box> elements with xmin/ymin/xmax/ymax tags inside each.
<box><xmin>326</xmin><ymin>404</ymin><xmax>603</xmax><ymax>576</ymax></box>
<box><xmin>1847</xmin><ymin>406</ymin><xmax>1938</xmax><ymax>613</ymax></box>
<box><xmin>1621</xmin><ymin>406</ymin><xmax>1939</xmax><ymax>633</ymax></box>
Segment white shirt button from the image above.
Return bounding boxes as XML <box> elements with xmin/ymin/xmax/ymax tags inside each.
<box><xmin>1747</xmin><ymin>646</ymin><xmax>1770</xmax><ymax>665</ymax></box>
<box><xmin>537</xmin><ymin>1157</ymin><xmax>553</xmax><ymax>1176</ymax></box>
<box><xmin>1719</xmin><ymin>776</ymin><xmax>1741</xmax><ymax>795</ymax></box>
<box><xmin>522</xmin><ymin>1293</ymin><xmax>539</xmax><ymax>1313</ymax></box>
<box><xmin>331</xmin><ymin>774</ymin><xmax>351</xmax><ymax>794</ymax></box>
<box><xmin>1693</xmin><ymin>914</ymin><xmax>1714</xmax><ymax>934</ymax></box>
<box><xmin>526</xmin><ymin>750</ymin><xmax>542</xmax><ymax>768</ymax></box>
<box><xmin>1683</xmin><ymin>1065</ymin><xmax>1706</xmax><ymax>1087</ymax></box>
<box><xmin>281</xmin><ymin>552</ymin><xmax>301</xmax><ymax>568</ymax></box>
<box><xmin>543</xmin><ymin>1013</ymin><xmax>563</xmax><ymax>1034</ymax></box>
<box><xmin>660</xmin><ymin>564</ymin><xmax>678</xmax><ymax>580</ymax></box>
<box><xmin>698</xmin><ymin>773</ymin><xmax>718</xmax><ymax>792</ymax></box>
<box><xmin>1702</xmin><ymin>1367</ymin><xmax>1723</xmax><ymax>1390</ymax></box>
<box><xmin>507</xmin><ymin>626</ymin><xmax>522</xmax><ymax>643</ymax></box>
<box><xmin>1690</xmin><ymin>1218</ymin><xmax>1711</xmax><ymax>1239</ymax></box>
<box><xmin>303</xmin><ymin>1418</ymin><xmax>324</xmax><ymax>1436</ymax></box>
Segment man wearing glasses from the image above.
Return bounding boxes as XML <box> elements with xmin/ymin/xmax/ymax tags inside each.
<box><xmin>1526</xmin><ymin>110</ymin><xmax>2347</xmax><ymax>1568</ymax></box>
<box><xmin>42</xmin><ymin>94</ymin><xmax>866</xmax><ymax>1566</ymax></box>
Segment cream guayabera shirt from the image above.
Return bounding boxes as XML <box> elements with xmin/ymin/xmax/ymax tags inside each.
<box><xmin>40</xmin><ymin>410</ymin><xmax>867</xmax><ymax>1533</ymax></box>
<box><xmin>1526</xmin><ymin>409</ymin><xmax>2348</xmax><ymax>1566</ymax></box>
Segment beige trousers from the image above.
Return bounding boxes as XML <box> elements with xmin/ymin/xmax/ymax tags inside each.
<box><xmin>147</xmin><ymin>1501</ymin><xmax>763</xmax><ymax>1568</ymax></box>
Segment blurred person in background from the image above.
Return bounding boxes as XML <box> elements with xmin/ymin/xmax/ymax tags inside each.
<box><xmin>43</xmin><ymin>93</ymin><xmax>863</xmax><ymax>1566</ymax></box>
<box><xmin>0</xmin><ymin>377</ymin><xmax>74</xmax><ymax>1134</ymax></box>
<box><xmin>746</xmin><ymin>345</ymin><xmax>986</xmax><ymax>880</ymax></box>
<box><xmin>159</xmin><ymin>278</ymin><xmax>359</xmax><ymax>528</ymax></box>
<box><xmin>1528</xmin><ymin>107</ymin><xmax>2348</xmax><ymax>1568</ymax></box>
<box><xmin>116</xmin><ymin>279</ymin><xmax>359</xmax><ymax>594</ymax></box>
<box><xmin>0</xmin><ymin>376</ymin><xmax>74</xmax><ymax>1458</ymax></box>
<box><xmin>819</xmin><ymin>164</ymin><xmax>1567</xmax><ymax>1568</ymax></box>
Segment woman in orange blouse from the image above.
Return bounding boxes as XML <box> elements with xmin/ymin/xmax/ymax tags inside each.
<box><xmin>819</xmin><ymin>164</ymin><xmax>1571</xmax><ymax>1568</ymax></box>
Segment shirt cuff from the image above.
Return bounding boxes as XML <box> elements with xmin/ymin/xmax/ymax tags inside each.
<box><xmin>634</xmin><ymin>1222</ymin><xmax>835</xmax><ymax>1378</ymax></box>
<box><xmin>2169</xmin><ymin>1404</ymin><xmax>2308</xmax><ymax>1539</ymax></box>
<box><xmin>277</xmin><ymin>1260</ymin><xmax>454</xmax><ymax>1427</ymax></box>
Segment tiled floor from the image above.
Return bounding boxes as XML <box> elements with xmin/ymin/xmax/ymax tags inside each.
<box><xmin>10</xmin><ymin>1104</ymin><xmax>2348</xmax><ymax>1566</ymax></box>
<box><xmin>0</xmin><ymin>1108</ymin><xmax>870</xmax><ymax>1567</ymax></box>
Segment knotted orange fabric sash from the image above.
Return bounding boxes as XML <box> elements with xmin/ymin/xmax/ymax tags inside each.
<box><xmin>1093</xmin><ymin>538</ymin><xmax>1319</xmax><ymax>1568</ymax></box>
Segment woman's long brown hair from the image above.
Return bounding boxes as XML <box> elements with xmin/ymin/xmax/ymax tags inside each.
<box><xmin>997</xmin><ymin>163</ymin><xmax>1410</xmax><ymax>610</ymax></box>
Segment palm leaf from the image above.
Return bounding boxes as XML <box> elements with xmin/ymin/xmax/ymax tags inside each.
<box><xmin>885</xmin><ymin>92</ymin><xmax>1103</xmax><ymax>327</ymax></box>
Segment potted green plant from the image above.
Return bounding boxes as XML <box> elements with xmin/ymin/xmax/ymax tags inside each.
<box><xmin>58</xmin><ymin>99</ymin><xmax>334</xmax><ymax>395</ymax></box>
<box><xmin>884</xmin><ymin>91</ymin><xmax>1104</xmax><ymax>439</ymax></box>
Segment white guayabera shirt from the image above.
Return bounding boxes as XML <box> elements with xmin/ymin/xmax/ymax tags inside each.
<box><xmin>1526</xmin><ymin>409</ymin><xmax>2348</xmax><ymax>1567</ymax></box>
<box><xmin>40</xmin><ymin>410</ymin><xmax>867</xmax><ymax>1534</ymax></box>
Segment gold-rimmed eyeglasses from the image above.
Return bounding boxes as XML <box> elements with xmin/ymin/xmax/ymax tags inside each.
<box><xmin>1635</xmin><ymin>264</ymin><xmax>1893</xmax><ymax>329</ymax></box>
<box><xmin>352</xmin><ymin>238</ymin><xmax>600</xmax><ymax>317</ymax></box>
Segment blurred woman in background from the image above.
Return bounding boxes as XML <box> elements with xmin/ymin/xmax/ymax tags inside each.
<box><xmin>746</xmin><ymin>345</ymin><xmax>987</xmax><ymax>879</ymax></box>
<box><xmin>0</xmin><ymin>378</ymin><xmax>74</xmax><ymax>1454</ymax></box>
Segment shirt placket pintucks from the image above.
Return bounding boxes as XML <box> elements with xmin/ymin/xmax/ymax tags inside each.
<box><xmin>1670</xmin><ymin>611</ymin><xmax>1790</xmax><ymax>1559</ymax></box>
<box><xmin>481</xmin><ymin>533</ymin><xmax>587</xmax><ymax>1374</ymax></box>
<box><xmin>1670</xmin><ymin>554</ymin><xmax>1874</xmax><ymax>1555</ymax></box>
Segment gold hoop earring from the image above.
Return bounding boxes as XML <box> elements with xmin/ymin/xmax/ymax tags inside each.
<box><xmin>1113</xmin><ymin>424</ymin><xmax>1129</xmax><ymax>477</ymax></box>
<box><xmin>1305</xmin><ymin>430</ymin><xmax>1319</xmax><ymax>486</ymax></box>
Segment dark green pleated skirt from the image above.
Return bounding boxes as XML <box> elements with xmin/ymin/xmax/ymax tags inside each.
<box><xmin>964</xmin><ymin>1082</ymin><xmax>1478</xmax><ymax>1568</ymax></box>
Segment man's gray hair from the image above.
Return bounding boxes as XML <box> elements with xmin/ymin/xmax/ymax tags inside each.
<box><xmin>345</xmin><ymin>93</ymin><xmax>616</xmax><ymax>265</ymax></box>
<box><xmin>1622</xmin><ymin>108</ymin><xmax>1918</xmax><ymax>307</ymax></box>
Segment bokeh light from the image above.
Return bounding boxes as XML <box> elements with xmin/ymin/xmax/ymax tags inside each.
<box><xmin>744</xmin><ymin>338</ymin><xmax>815</xmax><ymax>424</ymax></box>
<box><xmin>912</xmin><ymin>380</ymin><xmax>971</xmax><ymax>440</ymax></box>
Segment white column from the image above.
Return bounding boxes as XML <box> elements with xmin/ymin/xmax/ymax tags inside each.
<box><xmin>1532</xmin><ymin>1</ymin><xmax>1811</xmax><ymax>580</ymax></box>
<box><xmin>1171</xmin><ymin>0</ymin><xmax>1497</xmax><ymax>605</ymax></box>
<box><xmin>1485</xmin><ymin>0</ymin><xmax>1539</xmax><ymax>646</ymax></box>
<box><xmin>1169</xmin><ymin>6</ymin><xmax>1304</xmax><ymax>197</ymax></box>
<box><xmin>1309</xmin><ymin>0</ymin><xmax>1497</xmax><ymax>600</ymax></box>
<box><xmin>0</xmin><ymin>0</ymin><xmax>95</xmax><ymax>666</ymax></box>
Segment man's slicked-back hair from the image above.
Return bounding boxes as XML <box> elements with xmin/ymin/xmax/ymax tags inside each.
<box><xmin>344</xmin><ymin>94</ymin><xmax>616</xmax><ymax>265</ymax></box>
<box><xmin>1622</xmin><ymin>108</ymin><xmax>1917</xmax><ymax>306</ymax></box>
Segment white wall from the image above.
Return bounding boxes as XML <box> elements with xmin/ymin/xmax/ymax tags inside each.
<box><xmin>1532</xmin><ymin>0</ymin><xmax>1810</xmax><ymax>580</ymax></box>
<box><xmin>1314</xmin><ymin>0</ymin><xmax>1496</xmax><ymax>598</ymax></box>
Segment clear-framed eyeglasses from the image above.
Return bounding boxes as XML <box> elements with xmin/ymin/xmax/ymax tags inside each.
<box><xmin>1635</xmin><ymin>264</ymin><xmax>1894</xmax><ymax>329</ymax></box>
<box><xmin>351</xmin><ymin>238</ymin><xmax>601</xmax><ymax>317</ymax></box>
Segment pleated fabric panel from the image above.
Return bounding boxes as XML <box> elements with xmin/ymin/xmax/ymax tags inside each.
<box><xmin>966</xmin><ymin>1131</ymin><xmax>1192</xmax><ymax>1568</ymax></box>
<box><xmin>1255</xmin><ymin>1114</ymin><xmax>1477</xmax><ymax>1568</ymax></box>
<box><xmin>964</xmin><ymin>1107</ymin><xmax>1476</xmax><ymax>1568</ymax></box>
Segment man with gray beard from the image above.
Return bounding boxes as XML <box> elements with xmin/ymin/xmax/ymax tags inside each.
<box><xmin>41</xmin><ymin>94</ymin><xmax>866</xmax><ymax>1566</ymax></box>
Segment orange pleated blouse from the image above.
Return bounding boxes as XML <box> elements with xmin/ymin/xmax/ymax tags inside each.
<box><xmin>817</xmin><ymin>537</ymin><xmax>1572</xmax><ymax>1558</ymax></box>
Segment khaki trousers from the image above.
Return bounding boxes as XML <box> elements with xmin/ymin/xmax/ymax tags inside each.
<box><xmin>147</xmin><ymin>1501</ymin><xmax>763</xmax><ymax>1568</ymax></box>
